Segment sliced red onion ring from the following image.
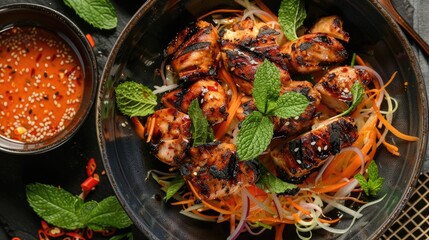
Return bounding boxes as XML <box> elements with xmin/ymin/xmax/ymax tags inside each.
<box><xmin>227</xmin><ymin>189</ymin><xmax>250</xmax><ymax>240</ymax></box>
<box><xmin>354</xmin><ymin>65</ymin><xmax>385</xmax><ymax>108</ymax></box>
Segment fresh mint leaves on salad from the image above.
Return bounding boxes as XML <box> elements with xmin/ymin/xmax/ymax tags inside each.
<box><xmin>237</xmin><ymin>60</ymin><xmax>309</xmax><ymax>160</ymax></box>
<box><xmin>115</xmin><ymin>81</ymin><xmax>158</xmax><ymax>117</ymax></box>
<box><xmin>278</xmin><ymin>0</ymin><xmax>307</xmax><ymax>41</ymax></box>
<box><xmin>164</xmin><ymin>176</ymin><xmax>186</xmax><ymax>201</ymax></box>
<box><xmin>355</xmin><ymin>161</ymin><xmax>384</xmax><ymax>196</ymax></box>
<box><xmin>26</xmin><ymin>183</ymin><xmax>132</xmax><ymax>230</ymax></box>
<box><xmin>63</xmin><ymin>0</ymin><xmax>117</xmax><ymax>30</ymax></box>
<box><xmin>257</xmin><ymin>169</ymin><xmax>297</xmax><ymax>194</ymax></box>
<box><xmin>188</xmin><ymin>99</ymin><xmax>215</xmax><ymax>146</ymax></box>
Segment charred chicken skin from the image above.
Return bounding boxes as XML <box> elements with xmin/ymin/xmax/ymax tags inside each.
<box><xmin>315</xmin><ymin>66</ymin><xmax>372</xmax><ymax>113</ymax></box>
<box><xmin>166</xmin><ymin>21</ymin><xmax>221</xmax><ymax>83</ymax></box>
<box><xmin>270</xmin><ymin>117</ymin><xmax>358</xmax><ymax>183</ymax></box>
<box><xmin>146</xmin><ymin>108</ymin><xmax>192</xmax><ymax>166</ymax></box>
<box><xmin>180</xmin><ymin>142</ymin><xmax>259</xmax><ymax>200</ymax></box>
<box><xmin>161</xmin><ymin>78</ymin><xmax>229</xmax><ymax>125</ymax></box>
<box><xmin>220</xmin><ymin>18</ymin><xmax>291</xmax><ymax>94</ymax></box>
<box><xmin>280</xmin><ymin>33</ymin><xmax>348</xmax><ymax>74</ymax></box>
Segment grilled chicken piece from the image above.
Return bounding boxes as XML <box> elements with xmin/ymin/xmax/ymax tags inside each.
<box><xmin>309</xmin><ymin>16</ymin><xmax>350</xmax><ymax>42</ymax></box>
<box><xmin>166</xmin><ymin>21</ymin><xmax>220</xmax><ymax>83</ymax></box>
<box><xmin>280</xmin><ymin>33</ymin><xmax>347</xmax><ymax>74</ymax></box>
<box><xmin>273</xmin><ymin>81</ymin><xmax>321</xmax><ymax>138</ymax></box>
<box><xmin>146</xmin><ymin>108</ymin><xmax>191</xmax><ymax>166</ymax></box>
<box><xmin>220</xmin><ymin>18</ymin><xmax>291</xmax><ymax>95</ymax></box>
<box><xmin>314</xmin><ymin>66</ymin><xmax>372</xmax><ymax>113</ymax></box>
<box><xmin>161</xmin><ymin>79</ymin><xmax>228</xmax><ymax>125</ymax></box>
<box><xmin>270</xmin><ymin>117</ymin><xmax>358</xmax><ymax>183</ymax></box>
<box><xmin>180</xmin><ymin>142</ymin><xmax>259</xmax><ymax>200</ymax></box>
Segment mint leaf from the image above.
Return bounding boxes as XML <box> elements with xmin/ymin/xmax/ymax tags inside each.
<box><xmin>188</xmin><ymin>99</ymin><xmax>213</xmax><ymax>146</ymax></box>
<box><xmin>115</xmin><ymin>81</ymin><xmax>157</xmax><ymax>117</ymax></box>
<box><xmin>26</xmin><ymin>183</ymin><xmax>84</xmax><ymax>229</ymax></box>
<box><xmin>63</xmin><ymin>0</ymin><xmax>117</xmax><ymax>30</ymax></box>
<box><xmin>253</xmin><ymin>60</ymin><xmax>281</xmax><ymax>114</ymax></box>
<box><xmin>26</xmin><ymin>183</ymin><xmax>132</xmax><ymax>231</ymax></box>
<box><xmin>355</xmin><ymin>161</ymin><xmax>384</xmax><ymax>196</ymax></box>
<box><xmin>354</xmin><ymin>173</ymin><xmax>369</xmax><ymax>195</ymax></box>
<box><xmin>85</xmin><ymin>196</ymin><xmax>133</xmax><ymax>230</ymax></box>
<box><xmin>338</xmin><ymin>82</ymin><xmax>365</xmax><ymax>117</ymax></box>
<box><xmin>278</xmin><ymin>0</ymin><xmax>307</xmax><ymax>41</ymax></box>
<box><xmin>257</xmin><ymin>171</ymin><xmax>297</xmax><ymax>194</ymax></box>
<box><xmin>237</xmin><ymin>111</ymin><xmax>274</xmax><ymax>160</ymax></box>
<box><xmin>273</xmin><ymin>92</ymin><xmax>309</xmax><ymax>118</ymax></box>
<box><xmin>109</xmin><ymin>232</ymin><xmax>133</xmax><ymax>240</ymax></box>
<box><xmin>164</xmin><ymin>176</ymin><xmax>186</xmax><ymax>201</ymax></box>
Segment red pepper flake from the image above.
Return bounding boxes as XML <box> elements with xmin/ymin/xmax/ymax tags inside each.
<box><xmin>86</xmin><ymin>157</ymin><xmax>97</xmax><ymax>177</ymax></box>
<box><xmin>86</xmin><ymin>33</ymin><xmax>95</xmax><ymax>48</ymax></box>
<box><xmin>81</xmin><ymin>176</ymin><xmax>100</xmax><ymax>192</ymax></box>
<box><xmin>36</xmin><ymin>52</ymin><xmax>42</xmax><ymax>62</ymax></box>
<box><xmin>65</xmin><ymin>232</ymin><xmax>86</xmax><ymax>240</ymax></box>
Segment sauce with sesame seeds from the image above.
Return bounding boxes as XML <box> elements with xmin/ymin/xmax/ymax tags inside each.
<box><xmin>0</xmin><ymin>26</ymin><xmax>84</xmax><ymax>143</ymax></box>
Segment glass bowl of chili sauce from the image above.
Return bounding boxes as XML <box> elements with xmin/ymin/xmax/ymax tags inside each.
<box><xmin>0</xmin><ymin>3</ymin><xmax>97</xmax><ymax>154</ymax></box>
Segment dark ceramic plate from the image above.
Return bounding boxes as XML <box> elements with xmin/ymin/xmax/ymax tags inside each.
<box><xmin>96</xmin><ymin>0</ymin><xmax>428</xmax><ymax>239</ymax></box>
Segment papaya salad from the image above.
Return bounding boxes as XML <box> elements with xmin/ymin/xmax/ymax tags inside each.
<box><xmin>114</xmin><ymin>0</ymin><xmax>419</xmax><ymax>239</ymax></box>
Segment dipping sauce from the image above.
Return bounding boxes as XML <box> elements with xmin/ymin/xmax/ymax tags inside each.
<box><xmin>0</xmin><ymin>26</ymin><xmax>84</xmax><ymax>143</ymax></box>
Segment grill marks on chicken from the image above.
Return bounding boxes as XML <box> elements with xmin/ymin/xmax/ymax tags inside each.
<box><xmin>220</xmin><ymin>18</ymin><xmax>291</xmax><ymax>94</ymax></box>
<box><xmin>273</xmin><ymin>81</ymin><xmax>321</xmax><ymax>138</ymax></box>
<box><xmin>180</xmin><ymin>142</ymin><xmax>259</xmax><ymax>200</ymax></box>
<box><xmin>270</xmin><ymin>117</ymin><xmax>358</xmax><ymax>182</ymax></box>
<box><xmin>315</xmin><ymin>66</ymin><xmax>372</xmax><ymax>112</ymax></box>
<box><xmin>161</xmin><ymin>79</ymin><xmax>229</xmax><ymax>125</ymax></box>
<box><xmin>309</xmin><ymin>16</ymin><xmax>350</xmax><ymax>43</ymax></box>
<box><xmin>166</xmin><ymin>21</ymin><xmax>221</xmax><ymax>83</ymax></box>
<box><xmin>280</xmin><ymin>33</ymin><xmax>348</xmax><ymax>74</ymax></box>
<box><xmin>146</xmin><ymin>108</ymin><xmax>192</xmax><ymax>166</ymax></box>
<box><xmin>149</xmin><ymin>15</ymin><xmax>364</xmax><ymax>198</ymax></box>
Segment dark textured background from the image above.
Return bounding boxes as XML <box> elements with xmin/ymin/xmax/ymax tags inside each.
<box><xmin>0</xmin><ymin>0</ymin><xmax>428</xmax><ymax>240</ymax></box>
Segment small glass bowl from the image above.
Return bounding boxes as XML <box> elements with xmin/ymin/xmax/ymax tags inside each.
<box><xmin>0</xmin><ymin>3</ymin><xmax>97</xmax><ymax>154</ymax></box>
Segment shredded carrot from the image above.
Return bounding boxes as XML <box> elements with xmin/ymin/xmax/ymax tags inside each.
<box><xmin>355</xmin><ymin>54</ymin><xmax>366</xmax><ymax>66</ymax></box>
<box><xmin>373</xmin><ymin>105</ymin><xmax>419</xmax><ymax>141</ymax></box>
<box><xmin>131</xmin><ymin>116</ymin><xmax>145</xmax><ymax>139</ymax></box>
<box><xmin>198</xmin><ymin>9</ymin><xmax>243</xmax><ymax>20</ymax></box>
<box><xmin>311</xmin><ymin>181</ymin><xmax>350</xmax><ymax>194</ymax></box>
<box><xmin>275</xmin><ymin>224</ymin><xmax>285</xmax><ymax>240</ymax></box>
<box><xmin>146</xmin><ymin>116</ymin><xmax>156</xmax><ymax>143</ymax></box>
<box><xmin>187</xmin><ymin>181</ymin><xmax>235</xmax><ymax>215</ymax></box>
<box><xmin>286</xmin><ymin>198</ymin><xmax>310</xmax><ymax>215</ymax></box>
<box><xmin>318</xmin><ymin>217</ymin><xmax>341</xmax><ymax>224</ymax></box>
<box><xmin>85</xmin><ymin>33</ymin><xmax>95</xmax><ymax>48</ymax></box>
<box><xmin>255</xmin><ymin>0</ymin><xmax>278</xmax><ymax>21</ymax></box>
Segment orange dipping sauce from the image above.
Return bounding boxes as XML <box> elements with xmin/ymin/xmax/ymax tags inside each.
<box><xmin>0</xmin><ymin>26</ymin><xmax>84</xmax><ymax>143</ymax></box>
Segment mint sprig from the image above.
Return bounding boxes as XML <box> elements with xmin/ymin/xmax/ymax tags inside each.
<box><xmin>355</xmin><ymin>161</ymin><xmax>384</xmax><ymax>196</ymax></box>
<box><xmin>188</xmin><ymin>99</ymin><xmax>214</xmax><ymax>146</ymax></box>
<box><xmin>115</xmin><ymin>81</ymin><xmax>157</xmax><ymax>117</ymax></box>
<box><xmin>26</xmin><ymin>183</ymin><xmax>132</xmax><ymax>230</ymax></box>
<box><xmin>278</xmin><ymin>0</ymin><xmax>307</xmax><ymax>41</ymax></box>
<box><xmin>237</xmin><ymin>60</ymin><xmax>309</xmax><ymax>161</ymax></box>
<box><xmin>63</xmin><ymin>0</ymin><xmax>117</xmax><ymax>30</ymax></box>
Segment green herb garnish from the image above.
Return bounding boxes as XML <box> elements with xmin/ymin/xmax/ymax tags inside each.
<box><xmin>237</xmin><ymin>60</ymin><xmax>309</xmax><ymax>160</ymax></box>
<box><xmin>338</xmin><ymin>82</ymin><xmax>365</xmax><ymax>117</ymax></box>
<box><xmin>188</xmin><ymin>99</ymin><xmax>214</xmax><ymax>146</ymax></box>
<box><xmin>26</xmin><ymin>183</ymin><xmax>132</xmax><ymax>230</ymax></box>
<box><xmin>355</xmin><ymin>161</ymin><xmax>384</xmax><ymax>196</ymax></box>
<box><xmin>164</xmin><ymin>176</ymin><xmax>186</xmax><ymax>201</ymax></box>
<box><xmin>256</xmin><ymin>170</ymin><xmax>297</xmax><ymax>194</ymax></box>
<box><xmin>278</xmin><ymin>0</ymin><xmax>307</xmax><ymax>41</ymax></box>
<box><xmin>63</xmin><ymin>0</ymin><xmax>117</xmax><ymax>30</ymax></box>
<box><xmin>115</xmin><ymin>81</ymin><xmax>157</xmax><ymax>117</ymax></box>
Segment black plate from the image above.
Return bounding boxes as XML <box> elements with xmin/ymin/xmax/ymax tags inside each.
<box><xmin>97</xmin><ymin>0</ymin><xmax>428</xmax><ymax>239</ymax></box>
